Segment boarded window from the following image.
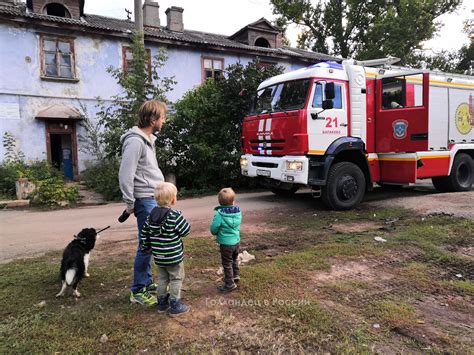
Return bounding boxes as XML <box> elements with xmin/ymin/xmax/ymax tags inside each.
<box><xmin>202</xmin><ymin>57</ymin><xmax>224</xmax><ymax>81</ymax></box>
<box><xmin>41</xmin><ymin>36</ymin><xmax>75</xmax><ymax>79</ymax></box>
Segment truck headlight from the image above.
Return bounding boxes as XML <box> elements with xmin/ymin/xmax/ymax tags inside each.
<box><xmin>286</xmin><ymin>160</ymin><xmax>303</xmax><ymax>171</ymax></box>
<box><xmin>240</xmin><ymin>157</ymin><xmax>248</xmax><ymax>168</ymax></box>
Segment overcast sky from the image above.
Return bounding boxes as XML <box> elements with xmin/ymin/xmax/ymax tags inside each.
<box><xmin>84</xmin><ymin>0</ymin><xmax>472</xmax><ymax>54</ymax></box>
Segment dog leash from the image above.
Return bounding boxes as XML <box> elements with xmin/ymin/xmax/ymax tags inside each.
<box><xmin>96</xmin><ymin>209</ymin><xmax>132</xmax><ymax>234</ymax></box>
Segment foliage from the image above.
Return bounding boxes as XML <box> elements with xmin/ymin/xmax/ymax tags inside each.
<box><xmin>156</xmin><ymin>59</ymin><xmax>284</xmax><ymax>190</ymax></box>
<box><xmin>29</xmin><ymin>177</ymin><xmax>79</xmax><ymax>207</ymax></box>
<box><xmin>97</xmin><ymin>31</ymin><xmax>175</xmax><ymax>158</ymax></box>
<box><xmin>77</xmin><ymin>101</ymin><xmax>105</xmax><ymax>161</ymax></box>
<box><xmin>2</xmin><ymin>131</ymin><xmax>25</xmax><ymax>163</ymax></box>
<box><xmin>82</xmin><ymin>159</ymin><xmax>121</xmax><ymax>201</ymax></box>
<box><xmin>271</xmin><ymin>0</ymin><xmax>462</xmax><ymax>62</ymax></box>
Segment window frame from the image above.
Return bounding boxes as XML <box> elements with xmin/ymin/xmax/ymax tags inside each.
<box><xmin>40</xmin><ymin>35</ymin><xmax>77</xmax><ymax>82</ymax></box>
<box><xmin>122</xmin><ymin>46</ymin><xmax>152</xmax><ymax>76</ymax></box>
<box><xmin>381</xmin><ymin>74</ymin><xmax>423</xmax><ymax>110</ymax></box>
<box><xmin>201</xmin><ymin>56</ymin><xmax>224</xmax><ymax>82</ymax></box>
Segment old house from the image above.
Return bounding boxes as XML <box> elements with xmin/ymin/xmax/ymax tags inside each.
<box><xmin>0</xmin><ymin>0</ymin><xmax>339</xmax><ymax>178</ymax></box>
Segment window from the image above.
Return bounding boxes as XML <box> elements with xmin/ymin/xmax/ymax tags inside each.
<box><xmin>122</xmin><ymin>46</ymin><xmax>152</xmax><ymax>73</ymax></box>
<box><xmin>312</xmin><ymin>82</ymin><xmax>343</xmax><ymax>109</ymax></box>
<box><xmin>250</xmin><ymin>79</ymin><xmax>311</xmax><ymax>114</ymax></box>
<box><xmin>43</xmin><ymin>3</ymin><xmax>71</xmax><ymax>18</ymax></box>
<box><xmin>381</xmin><ymin>74</ymin><xmax>423</xmax><ymax>110</ymax></box>
<box><xmin>202</xmin><ymin>57</ymin><xmax>224</xmax><ymax>81</ymax></box>
<box><xmin>41</xmin><ymin>36</ymin><xmax>75</xmax><ymax>79</ymax></box>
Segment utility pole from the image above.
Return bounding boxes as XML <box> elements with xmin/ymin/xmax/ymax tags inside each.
<box><xmin>134</xmin><ymin>0</ymin><xmax>143</xmax><ymax>33</ymax></box>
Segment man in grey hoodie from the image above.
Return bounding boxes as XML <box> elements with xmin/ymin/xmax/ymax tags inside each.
<box><xmin>119</xmin><ymin>100</ymin><xmax>167</xmax><ymax>305</ymax></box>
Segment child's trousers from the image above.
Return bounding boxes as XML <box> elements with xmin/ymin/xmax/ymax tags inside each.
<box><xmin>220</xmin><ymin>244</ymin><xmax>240</xmax><ymax>287</ymax></box>
<box><xmin>157</xmin><ymin>262</ymin><xmax>185</xmax><ymax>300</ymax></box>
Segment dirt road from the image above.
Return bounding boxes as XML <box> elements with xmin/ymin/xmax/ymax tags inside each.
<box><xmin>1</xmin><ymin>186</ymin><xmax>473</xmax><ymax>263</ymax></box>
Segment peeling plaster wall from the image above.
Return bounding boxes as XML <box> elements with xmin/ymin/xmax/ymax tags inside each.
<box><xmin>0</xmin><ymin>22</ymin><xmax>302</xmax><ymax>173</ymax></box>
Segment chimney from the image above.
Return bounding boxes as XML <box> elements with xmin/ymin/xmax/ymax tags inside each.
<box><xmin>143</xmin><ymin>0</ymin><xmax>160</xmax><ymax>28</ymax></box>
<box><xmin>166</xmin><ymin>6</ymin><xmax>184</xmax><ymax>32</ymax></box>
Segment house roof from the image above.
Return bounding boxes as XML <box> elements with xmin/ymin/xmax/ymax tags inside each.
<box><xmin>0</xmin><ymin>2</ymin><xmax>342</xmax><ymax>63</ymax></box>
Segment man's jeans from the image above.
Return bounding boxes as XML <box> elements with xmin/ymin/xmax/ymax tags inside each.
<box><xmin>220</xmin><ymin>244</ymin><xmax>240</xmax><ymax>287</ymax></box>
<box><xmin>131</xmin><ymin>197</ymin><xmax>156</xmax><ymax>293</ymax></box>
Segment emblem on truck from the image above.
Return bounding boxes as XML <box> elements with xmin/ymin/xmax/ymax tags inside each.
<box><xmin>455</xmin><ymin>103</ymin><xmax>472</xmax><ymax>135</ymax></box>
<box><xmin>392</xmin><ymin>120</ymin><xmax>408</xmax><ymax>139</ymax></box>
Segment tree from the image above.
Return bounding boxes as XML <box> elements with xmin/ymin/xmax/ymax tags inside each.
<box><xmin>98</xmin><ymin>31</ymin><xmax>175</xmax><ymax>157</ymax></box>
<box><xmin>271</xmin><ymin>0</ymin><xmax>462</xmax><ymax>62</ymax></box>
<box><xmin>156</xmin><ymin>60</ymin><xmax>284</xmax><ymax>190</ymax></box>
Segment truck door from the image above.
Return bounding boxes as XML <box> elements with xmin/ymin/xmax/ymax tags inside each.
<box><xmin>307</xmin><ymin>80</ymin><xmax>348</xmax><ymax>154</ymax></box>
<box><xmin>375</xmin><ymin>72</ymin><xmax>429</xmax><ymax>152</ymax></box>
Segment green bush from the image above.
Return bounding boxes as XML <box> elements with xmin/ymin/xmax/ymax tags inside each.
<box><xmin>30</xmin><ymin>177</ymin><xmax>79</xmax><ymax>207</ymax></box>
<box><xmin>0</xmin><ymin>162</ymin><xmax>26</xmax><ymax>198</ymax></box>
<box><xmin>83</xmin><ymin>159</ymin><xmax>121</xmax><ymax>201</ymax></box>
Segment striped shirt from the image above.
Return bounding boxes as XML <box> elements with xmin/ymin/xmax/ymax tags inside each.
<box><xmin>141</xmin><ymin>207</ymin><xmax>191</xmax><ymax>266</ymax></box>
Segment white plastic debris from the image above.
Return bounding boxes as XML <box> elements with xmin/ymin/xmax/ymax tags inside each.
<box><xmin>373</xmin><ymin>323</ymin><xmax>380</xmax><ymax>329</ymax></box>
<box><xmin>238</xmin><ymin>250</ymin><xmax>256</xmax><ymax>264</ymax></box>
<box><xmin>217</xmin><ymin>267</ymin><xmax>223</xmax><ymax>275</ymax></box>
<box><xmin>36</xmin><ymin>300</ymin><xmax>46</xmax><ymax>308</ymax></box>
<box><xmin>455</xmin><ymin>273</ymin><xmax>463</xmax><ymax>278</ymax></box>
<box><xmin>100</xmin><ymin>334</ymin><xmax>108</xmax><ymax>343</ymax></box>
<box><xmin>374</xmin><ymin>237</ymin><xmax>387</xmax><ymax>243</ymax></box>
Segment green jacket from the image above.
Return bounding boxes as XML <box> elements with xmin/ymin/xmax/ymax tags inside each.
<box><xmin>210</xmin><ymin>205</ymin><xmax>242</xmax><ymax>246</ymax></box>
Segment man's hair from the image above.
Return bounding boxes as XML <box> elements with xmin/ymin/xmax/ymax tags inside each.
<box><xmin>138</xmin><ymin>100</ymin><xmax>167</xmax><ymax>128</ymax></box>
<box><xmin>218</xmin><ymin>187</ymin><xmax>235</xmax><ymax>206</ymax></box>
<box><xmin>154</xmin><ymin>182</ymin><xmax>177</xmax><ymax>206</ymax></box>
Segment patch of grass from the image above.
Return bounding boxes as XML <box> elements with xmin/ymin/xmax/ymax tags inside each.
<box><xmin>366</xmin><ymin>299</ymin><xmax>417</xmax><ymax>329</ymax></box>
<box><xmin>441</xmin><ymin>279</ymin><xmax>474</xmax><ymax>297</ymax></box>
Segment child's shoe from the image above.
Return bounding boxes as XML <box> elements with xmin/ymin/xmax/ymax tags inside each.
<box><xmin>168</xmin><ymin>299</ymin><xmax>190</xmax><ymax>317</ymax></box>
<box><xmin>217</xmin><ymin>283</ymin><xmax>237</xmax><ymax>293</ymax></box>
<box><xmin>157</xmin><ymin>294</ymin><xmax>170</xmax><ymax>313</ymax></box>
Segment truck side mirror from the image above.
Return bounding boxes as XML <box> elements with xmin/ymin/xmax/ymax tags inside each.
<box><xmin>322</xmin><ymin>100</ymin><xmax>333</xmax><ymax>110</ymax></box>
<box><xmin>325</xmin><ymin>82</ymin><xmax>335</xmax><ymax>100</ymax></box>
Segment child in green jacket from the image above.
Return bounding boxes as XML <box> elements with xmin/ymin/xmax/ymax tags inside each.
<box><xmin>210</xmin><ymin>188</ymin><xmax>242</xmax><ymax>293</ymax></box>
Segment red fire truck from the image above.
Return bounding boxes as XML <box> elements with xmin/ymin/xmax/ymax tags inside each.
<box><xmin>240</xmin><ymin>58</ymin><xmax>474</xmax><ymax>210</ymax></box>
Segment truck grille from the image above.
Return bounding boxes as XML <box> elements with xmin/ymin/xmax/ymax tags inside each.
<box><xmin>249</xmin><ymin>139</ymin><xmax>285</xmax><ymax>153</ymax></box>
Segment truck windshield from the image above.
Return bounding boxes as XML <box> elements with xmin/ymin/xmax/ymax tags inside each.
<box><xmin>250</xmin><ymin>79</ymin><xmax>311</xmax><ymax>115</ymax></box>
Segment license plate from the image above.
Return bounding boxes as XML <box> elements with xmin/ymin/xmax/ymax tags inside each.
<box><xmin>256</xmin><ymin>169</ymin><xmax>271</xmax><ymax>177</ymax></box>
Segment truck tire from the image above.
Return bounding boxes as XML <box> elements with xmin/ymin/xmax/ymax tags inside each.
<box><xmin>321</xmin><ymin>162</ymin><xmax>366</xmax><ymax>210</ymax></box>
<box><xmin>271</xmin><ymin>185</ymin><xmax>299</xmax><ymax>196</ymax></box>
<box><xmin>432</xmin><ymin>153</ymin><xmax>473</xmax><ymax>192</ymax></box>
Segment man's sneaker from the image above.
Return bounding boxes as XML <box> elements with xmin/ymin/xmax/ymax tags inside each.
<box><xmin>130</xmin><ymin>289</ymin><xmax>157</xmax><ymax>305</ymax></box>
<box><xmin>217</xmin><ymin>283</ymin><xmax>237</xmax><ymax>293</ymax></box>
<box><xmin>168</xmin><ymin>299</ymin><xmax>190</xmax><ymax>317</ymax></box>
<box><xmin>157</xmin><ymin>294</ymin><xmax>170</xmax><ymax>313</ymax></box>
<box><xmin>146</xmin><ymin>282</ymin><xmax>158</xmax><ymax>293</ymax></box>
<box><xmin>233</xmin><ymin>276</ymin><xmax>241</xmax><ymax>284</ymax></box>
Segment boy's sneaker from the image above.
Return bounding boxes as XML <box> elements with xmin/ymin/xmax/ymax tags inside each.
<box><xmin>217</xmin><ymin>283</ymin><xmax>237</xmax><ymax>293</ymax></box>
<box><xmin>157</xmin><ymin>294</ymin><xmax>170</xmax><ymax>313</ymax></box>
<box><xmin>130</xmin><ymin>289</ymin><xmax>157</xmax><ymax>305</ymax></box>
<box><xmin>146</xmin><ymin>282</ymin><xmax>158</xmax><ymax>293</ymax></box>
<box><xmin>168</xmin><ymin>299</ymin><xmax>190</xmax><ymax>317</ymax></box>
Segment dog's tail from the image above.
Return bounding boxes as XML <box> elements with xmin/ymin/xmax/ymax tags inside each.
<box><xmin>65</xmin><ymin>268</ymin><xmax>77</xmax><ymax>285</ymax></box>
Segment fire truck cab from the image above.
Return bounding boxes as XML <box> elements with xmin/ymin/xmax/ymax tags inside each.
<box><xmin>240</xmin><ymin>59</ymin><xmax>474</xmax><ymax>210</ymax></box>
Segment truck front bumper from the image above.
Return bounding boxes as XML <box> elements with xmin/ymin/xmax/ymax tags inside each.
<box><xmin>240</xmin><ymin>154</ymin><xmax>309</xmax><ymax>185</ymax></box>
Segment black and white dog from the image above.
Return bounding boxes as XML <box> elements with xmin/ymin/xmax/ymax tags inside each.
<box><xmin>56</xmin><ymin>228</ymin><xmax>99</xmax><ymax>298</ymax></box>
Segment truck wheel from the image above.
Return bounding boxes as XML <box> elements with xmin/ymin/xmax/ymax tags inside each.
<box><xmin>433</xmin><ymin>153</ymin><xmax>473</xmax><ymax>192</ymax></box>
<box><xmin>271</xmin><ymin>185</ymin><xmax>299</xmax><ymax>196</ymax></box>
<box><xmin>322</xmin><ymin>162</ymin><xmax>366</xmax><ymax>210</ymax></box>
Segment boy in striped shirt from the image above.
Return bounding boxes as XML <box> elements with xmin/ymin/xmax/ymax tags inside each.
<box><xmin>141</xmin><ymin>182</ymin><xmax>191</xmax><ymax>316</ymax></box>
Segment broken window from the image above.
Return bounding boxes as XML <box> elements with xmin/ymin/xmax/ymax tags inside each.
<box><xmin>41</xmin><ymin>36</ymin><xmax>75</xmax><ymax>79</ymax></box>
<box><xmin>202</xmin><ymin>57</ymin><xmax>224</xmax><ymax>82</ymax></box>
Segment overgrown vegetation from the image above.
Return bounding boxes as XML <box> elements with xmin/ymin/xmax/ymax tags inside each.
<box><xmin>1</xmin><ymin>207</ymin><xmax>472</xmax><ymax>353</ymax></box>
<box><xmin>0</xmin><ymin>132</ymin><xmax>78</xmax><ymax>206</ymax></box>
<box><xmin>157</xmin><ymin>59</ymin><xmax>284</xmax><ymax>189</ymax></box>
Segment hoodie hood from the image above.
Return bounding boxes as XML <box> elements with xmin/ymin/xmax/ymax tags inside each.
<box><xmin>120</xmin><ymin>126</ymin><xmax>157</xmax><ymax>146</ymax></box>
<box><xmin>216</xmin><ymin>205</ymin><xmax>241</xmax><ymax>230</ymax></box>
